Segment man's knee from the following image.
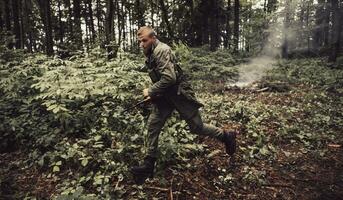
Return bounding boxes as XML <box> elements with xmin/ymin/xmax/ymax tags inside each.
<box><xmin>187</xmin><ymin>114</ymin><xmax>204</xmax><ymax>134</ymax></box>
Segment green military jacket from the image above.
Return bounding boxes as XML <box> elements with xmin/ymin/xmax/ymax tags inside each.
<box><xmin>146</xmin><ymin>40</ymin><xmax>203</xmax><ymax>119</ymax></box>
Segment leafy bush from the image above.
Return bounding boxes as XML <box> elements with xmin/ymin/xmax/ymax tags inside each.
<box><xmin>0</xmin><ymin>46</ymin><xmax>207</xmax><ymax>198</ymax></box>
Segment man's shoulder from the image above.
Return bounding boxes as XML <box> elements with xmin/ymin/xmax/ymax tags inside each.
<box><xmin>154</xmin><ymin>41</ymin><xmax>171</xmax><ymax>55</ymax></box>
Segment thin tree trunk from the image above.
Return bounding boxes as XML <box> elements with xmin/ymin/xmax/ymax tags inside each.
<box><xmin>73</xmin><ymin>0</ymin><xmax>83</xmax><ymax>49</ymax></box>
<box><xmin>23</xmin><ymin>0</ymin><xmax>33</xmax><ymax>52</ymax></box>
<box><xmin>87</xmin><ymin>0</ymin><xmax>96</xmax><ymax>42</ymax></box>
<box><xmin>12</xmin><ymin>0</ymin><xmax>21</xmax><ymax>49</ymax></box>
<box><xmin>116</xmin><ymin>0</ymin><xmax>121</xmax><ymax>46</ymax></box>
<box><xmin>282</xmin><ymin>0</ymin><xmax>291</xmax><ymax>58</ymax></box>
<box><xmin>135</xmin><ymin>0</ymin><xmax>145</xmax><ymax>27</ymax></box>
<box><xmin>105</xmin><ymin>0</ymin><xmax>115</xmax><ymax>59</ymax></box>
<box><xmin>37</xmin><ymin>0</ymin><xmax>54</xmax><ymax>55</ymax></box>
<box><xmin>58</xmin><ymin>0</ymin><xmax>64</xmax><ymax>44</ymax></box>
<box><xmin>0</xmin><ymin>1</ymin><xmax>4</xmax><ymax>32</ymax></box>
<box><xmin>150</xmin><ymin>0</ymin><xmax>154</xmax><ymax>27</ymax></box>
<box><xmin>224</xmin><ymin>0</ymin><xmax>231</xmax><ymax>49</ymax></box>
<box><xmin>159</xmin><ymin>0</ymin><xmax>174</xmax><ymax>40</ymax></box>
<box><xmin>233</xmin><ymin>0</ymin><xmax>239</xmax><ymax>52</ymax></box>
<box><xmin>328</xmin><ymin>0</ymin><xmax>342</xmax><ymax>63</ymax></box>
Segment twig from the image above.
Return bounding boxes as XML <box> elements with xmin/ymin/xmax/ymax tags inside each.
<box><xmin>146</xmin><ymin>186</ymin><xmax>169</xmax><ymax>192</ymax></box>
<box><xmin>256</xmin><ymin>87</ymin><xmax>269</xmax><ymax>92</ymax></box>
<box><xmin>169</xmin><ymin>187</ymin><xmax>173</xmax><ymax>200</ymax></box>
<box><xmin>261</xmin><ymin>183</ymin><xmax>292</xmax><ymax>188</ymax></box>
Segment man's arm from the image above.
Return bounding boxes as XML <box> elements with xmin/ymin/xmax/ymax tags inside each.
<box><xmin>147</xmin><ymin>47</ymin><xmax>177</xmax><ymax>97</ymax></box>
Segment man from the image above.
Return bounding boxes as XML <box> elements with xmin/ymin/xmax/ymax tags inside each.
<box><xmin>131</xmin><ymin>26</ymin><xmax>237</xmax><ymax>185</ymax></box>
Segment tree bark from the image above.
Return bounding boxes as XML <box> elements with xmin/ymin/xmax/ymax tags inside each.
<box><xmin>36</xmin><ymin>0</ymin><xmax>54</xmax><ymax>55</ymax></box>
<box><xmin>105</xmin><ymin>0</ymin><xmax>116</xmax><ymax>59</ymax></box>
<box><xmin>233</xmin><ymin>0</ymin><xmax>239</xmax><ymax>53</ymax></box>
<box><xmin>224</xmin><ymin>0</ymin><xmax>231</xmax><ymax>48</ymax></box>
<box><xmin>12</xmin><ymin>0</ymin><xmax>21</xmax><ymax>49</ymax></box>
<box><xmin>86</xmin><ymin>0</ymin><xmax>96</xmax><ymax>42</ymax></box>
<box><xmin>23</xmin><ymin>0</ymin><xmax>33</xmax><ymax>52</ymax></box>
<box><xmin>328</xmin><ymin>0</ymin><xmax>342</xmax><ymax>63</ymax></box>
<box><xmin>73</xmin><ymin>0</ymin><xmax>83</xmax><ymax>49</ymax></box>
<box><xmin>159</xmin><ymin>0</ymin><xmax>174</xmax><ymax>40</ymax></box>
<box><xmin>58</xmin><ymin>0</ymin><xmax>64</xmax><ymax>44</ymax></box>
<box><xmin>135</xmin><ymin>0</ymin><xmax>145</xmax><ymax>27</ymax></box>
<box><xmin>282</xmin><ymin>0</ymin><xmax>291</xmax><ymax>58</ymax></box>
<box><xmin>0</xmin><ymin>1</ymin><xmax>3</xmax><ymax>32</ymax></box>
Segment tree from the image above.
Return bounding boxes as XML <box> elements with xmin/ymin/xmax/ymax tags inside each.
<box><xmin>159</xmin><ymin>0</ymin><xmax>174</xmax><ymax>41</ymax></box>
<box><xmin>105</xmin><ymin>0</ymin><xmax>116</xmax><ymax>59</ymax></box>
<box><xmin>223</xmin><ymin>0</ymin><xmax>232</xmax><ymax>49</ymax></box>
<box><xmin>36</xmin><ymin>0</ymin><xmax>54</xmax><ymax>56</ymax></box>
<box><xmin>328</xmin><ymin>0</ymin><xmax>342</xmax><ymax>63</ymax></box>
<box><xmin>73</xmin><ymin>0</ymin><xmax>83</xmax><ymax>49</ymax></box>
<box><xmin>233</xmin><ymin>0</ymin><xmax>239</xmax><ymax>52</ymax></box>
<box><xmin>12</xmin><ymin>0</ymin><xmax>21</xmax><ymax>49</ymax></box>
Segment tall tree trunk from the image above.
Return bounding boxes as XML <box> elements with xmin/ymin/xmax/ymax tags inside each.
<box><xmin>150</xmin><ymin>0</ymin><xmax>154</xmax><ymax>27</ymax></box>
<box><xmin>73</xmin><ymin>0</ymin><xmax>83</xmax><ymax>49</ymax></box>
<box><xmin>159</xmin><ymin>0</ymin><xmax>174</xmax><ymax>40</ymax></box>
<box><xmin>116</xmin><ymin>0</ymin><xmax>121</xmax><ymax>46</ymax></box>
<box><xmin>121</xmin><ymin>0</ymin><xmax>126</xmax><ymax>50</ymax></box>
<box><xmin>233</xmin><ymin>0</ymin><xmax>239</xmax><ymax>52</ymax></box>
<box><xmin>313</xmin><ymin>0</ymin><xmax>325</xmax><ymax>50</ymax></box>
<box><xmin>96</xmin><ymin>0</ymin><xmax>102</xmax><ymax>38</ymax></box>
<box><xmin>0</xmin><ymin>1</ymin><xmax>3</xmax><ymax>32</ymax></box>
<box><xmin>224</xmin><ymin>0</ymin><xmax>231</xmax><ymax>49</ymax></box>
<box><xmin>328</xmin><ymin>0</ymin><xmax>342</xmax><ymax>63</ymax></box>
<box><xmin>282</xmin><ymin>0</ymin><xmax>292</xmax><ymax>58</ymax></box>
<box><xmin>135</xmin><ymin>0</ymin><xmax>145</xmax><ymax>27</ymax></box>
<box><xmin>209</xmin><ymin>0</ymin><xmax>221</xmax><ymax>51</ymax></box>
<box><xmin>86</xmin><ymin>0</ymin><xmax>96</xmax><ymax>42</ymax></box>
<box><xmin>105</xmin><ymin>0</ymin><xmax>116</xmax><ymax>59</ymax></box>
<box><xmin>37</xmin><ymin>0</ymin><xmax>54</xmax><ymax>55</ymax></box>
<box><xmin>12</xmin><ymin>0</ymin><xmax>21</xmax><ymax>49</ymax></box>
<box><xmin>64</xmin><ymin>0</ymin><xmax>73</xmax><ymax>37</ymax></box>
<box><xmin>58</xmin><ymin>0</ymin><xmax>64</xmax><ymax>44</ymax></box>
<box><xmin>23</xmin><ymin>0</ymin><xmax>33</xmax><ymax>52</ymax></box>
<box><xmin>323</xmin><ymin>1</ymin><xmax>330</xmax><ymax>46</ymax></box>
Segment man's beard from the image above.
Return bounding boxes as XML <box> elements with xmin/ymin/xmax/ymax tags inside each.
<box><xmin>143</xmin><ymin>45</ymin><xmax>153</xmax><ymax>57</ymax></box>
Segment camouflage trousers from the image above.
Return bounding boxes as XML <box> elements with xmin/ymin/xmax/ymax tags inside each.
<box><xmin>146</xmin><ymin>97</ymin><xmax>224</xmax><ymax>158</ymax></box>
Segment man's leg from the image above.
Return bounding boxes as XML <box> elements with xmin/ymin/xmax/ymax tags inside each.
<box><xmin>131</xmin><ymin>100</ymin><xmax>174</xmax><ymax>184</ymax></box>
<box><xmin>185</xmin><ymin>110</ymin><xmax>224</xmax><ymax>141</ymax></box>
<box><xmin>185</xmin><ymin>110</ymin><xmax>236</xmax><ymax>156</ymax></box>
<box><xmin>146</xmin><ymin>102</ymin><xmax>174</xmax><ymax>158</ymax></box>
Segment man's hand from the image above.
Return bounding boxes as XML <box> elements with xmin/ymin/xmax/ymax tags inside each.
<box><xmin>143</xmin><ymin>88</ymin><xmax>150</xmax><ymax>99</ymax></box>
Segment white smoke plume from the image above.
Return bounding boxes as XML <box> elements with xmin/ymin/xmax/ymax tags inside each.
<box><xmin>230</xmin><ymin>0</ymin><xmax>298</xmax><ymax>88</ymax></box>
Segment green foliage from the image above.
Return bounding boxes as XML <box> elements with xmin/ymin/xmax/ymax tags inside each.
<box><xmin>173</xmin><ymin>43</ymin><xmax>239</xmax><ymax>82</ymax></box>
<box><xmin>0</xmin><ymin>47</ymin><xmax>207</xmax><ymax>198</ymax></box>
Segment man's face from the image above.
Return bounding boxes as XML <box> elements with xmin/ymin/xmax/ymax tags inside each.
<box><xmin>138</xmin><ymin>34</ymin><xmax>155</xmax><ymax>56</ymax></box>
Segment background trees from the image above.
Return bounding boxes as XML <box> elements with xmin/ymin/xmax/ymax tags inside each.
<box><xmin>0</xmin><ymin>0</ymin><xmax>341</xmax><ymax>60</ymax></box>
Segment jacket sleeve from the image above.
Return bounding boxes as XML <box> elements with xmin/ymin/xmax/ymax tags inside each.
<box><xmin>148</xmin><ymin>47</ymin><xmax>177</xmax><ymax>97</ymax></box>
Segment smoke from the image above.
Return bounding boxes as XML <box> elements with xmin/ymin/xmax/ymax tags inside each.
<box><xmin>232</xmin><ymin>56</ymin><xmax>276</xmax><ymax>87</ymax></box>
<box><xmin>230</xmin><ymin>0</ymin><xmax>298</xmax><ymax>88</ymax></box>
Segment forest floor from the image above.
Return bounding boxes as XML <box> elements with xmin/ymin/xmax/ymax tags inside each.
<box><xmin>1</xmin><ymin>56</ymin><xmax>343</xmax><ymax>199</ymax></box>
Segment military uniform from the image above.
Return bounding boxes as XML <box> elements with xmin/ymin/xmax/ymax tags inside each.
<box><xmin>145</xmin><ymin>39</ymin><xmax>224</xmax><ymax>158</ymax></box>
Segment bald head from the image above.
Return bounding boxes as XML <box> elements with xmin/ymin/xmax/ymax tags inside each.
<box><xmin>137</xmin><ymin>26</ymin><xmax>157</xmax><ymax>56</ymax></box>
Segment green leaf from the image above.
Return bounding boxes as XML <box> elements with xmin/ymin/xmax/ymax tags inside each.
<box><xmin>94</xmin><ymin>135</ymin><xmax>101</xmax><ymax>141</ymax></box>
<box><xmin>81</xmin><ymin>159</ymin><xmax>88</xmax><ymax>167</ymax></box>
<box><xmin>53</xmin><ymin>165</ymin><xmax>60</xmax><ymax>172</ymax></box>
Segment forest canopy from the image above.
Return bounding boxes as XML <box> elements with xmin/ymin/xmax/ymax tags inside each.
<box><xmin>0</xmin><ymin>0</ymin><xmax>342</xmax><ymax>61</ymax></box>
